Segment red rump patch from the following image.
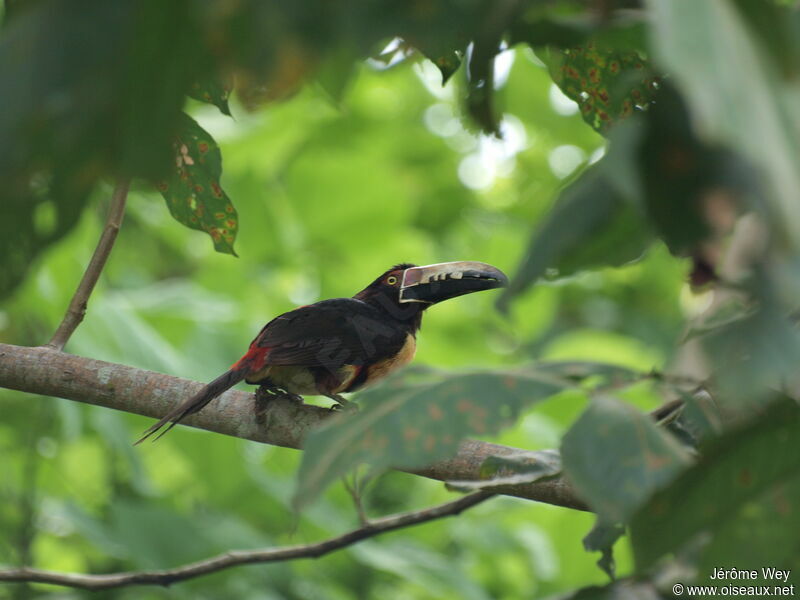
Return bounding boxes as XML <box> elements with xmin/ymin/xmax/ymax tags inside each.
<box><xmin>231</xmin><ymin>345</ymin><xmax>271</xmax><ymax>372</ymax></box>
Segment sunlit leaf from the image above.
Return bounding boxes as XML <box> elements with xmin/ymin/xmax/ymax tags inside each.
<box><xmin>547</xmin><ymin>42</ymin><xmax>659</xmax><ymax>133</ymax></box>
<box><xmin>561</xmin><ymin>396</ymin><xmax>692</xmax><ymax>522</ymax></box>
<box><xmin>631</xmin><ymin>397</ymin><xmax>800</xmax><ymax>572</ymax></box>
<box><xmin>156</xmin><ymin>113</ymin><xmax>238</xmax><ymax>256</ymax></box>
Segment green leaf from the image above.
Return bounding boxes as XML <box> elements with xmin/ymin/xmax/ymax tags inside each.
<box><xmin>188</xmin><ymin>76</ymin><xmax>233</xmax><ymax>116</ymax></box>
<box><xmin>294</xmin><ymin>368</ymin><xmax>571</xmax><ymax>510</ymax></box>
<box><xmin>156</xmin><ymin>113</ymin><xmax>238</xmax><ymax>256</ymax></box>
<box><xmin>583</xmin><ymin>518</ymin><xmax>625</xmax><ymax>580</ymax></box>
<box><xmin>547</xmin><ymin>42</ymin><xmax>659</xmax><ymax>134</ymax></box>
<box><xmin>630</xmin><ymin>397</ymin><xmax>800</xmax><ymax>572</ymax></box>
<box><xmin>466</xmin><ymin>37</ymin><xmax>502</xmax><ymax>135</ymax></box>
<box><xmin>498</xmin><ymin>164</ymin><xmax>652</xmax><ymax>310</ymax></box>
<box><xmin>447</xmin><ymin>449</ymin><xmax>562</xmax><ymax>492</ymax></box>
<box><xmin>561</xmin><ymin>396</ymin><xmax>692</xmax><ymax>523</ymax></box>
<box><xmin>647</xmin><ymin>0</ymin><xmax>800</xmax><ymax>251</ymax></box>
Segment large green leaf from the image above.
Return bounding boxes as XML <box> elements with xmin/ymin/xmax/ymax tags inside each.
<box><xmin>647</xmin><ymin>0</ymin><xmax>800</xmax><ymax>251</ymax></box>
<box><xmin>0</xmin><ymin>0</ymin><xmax>196</xmax><ymax>297</ymax></box>
<box><xmin>294</xmin><ymin>368</ymin><xmax>572</xmax><ymax>510</ymax></box>
<box><xmin>498</xmin><ymin>159</ymin><xmax>653</xmax><ymax>310</ymax></box>
<box><xmin>156</xmin><ymin>113</ymin><xmax>238</xmax><ymax>256</ymax></box>
<box><xmin>631</xmin><ymin>397</ymin><xmax>800</xmax><ymax>572</ymax></box>
<box><xmin>561</xmin><ymin>396</ymin><xmax>692</xmax><ymax>522</ymax></box>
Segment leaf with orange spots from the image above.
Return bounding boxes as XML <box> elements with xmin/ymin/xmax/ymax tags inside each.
<box><xmin>561</xmin><ymin>396</ymin><xmax>692</xmax><ymax>523</ymax></box>
<box><xmin>156</xmin><ymin>113</ymin><xmax>238</xmax><ymax>256</ymax></box>
<box><xmin>631</xmin><ymin>397</ymin><xmax>800</xmax><ymax>576</ymax></box>
<box><xmin>294</xmin><ymin>368</ymin><xmax>573</xmax><ymax>510</ymax></box>
<box><xmin>188</xmin><ymin>76</ymin><xmax>233</xmax><ymax>116</ymax></box>
<box><xmin>547</xmin><ymin>42</ymin><xmax>659</xmax><ymax>134</ymax></box>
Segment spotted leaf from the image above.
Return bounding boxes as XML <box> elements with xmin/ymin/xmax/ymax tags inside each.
<box><xmin>631</xmin><ymin>397</ymin><xmax>800</xmax><ymax>574</ymax></box>
<box><xmin>294</xmin><ymin>368</ymin><xmax>573</xmax><ymax>510</ymax></box>
<box><xmin>561</xmin><ymin>396</ymin><xmax>692</xmax><ymax>523</ymax></box>
<box><xmin>156</xmin><ymin>113</ymin><xmax>238</xmax><ymax>255</ymax></box>
<box><xmin>548</xmin><ymin>42</ymin><xmax>659</xmax><ymax>134</ymax></box>
<box><xmin>188</xmin><ymin>76</ymin><xmax>233</xmax><ymax>116</ymax></box>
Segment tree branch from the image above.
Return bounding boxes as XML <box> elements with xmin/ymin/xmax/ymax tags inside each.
<box><xmin>47</xmin><ymin>179</ymin><xmax>130</xmax><ymax>351</ymax></box>
<box><xmin>0</xmin><ymin>491</ymin><xmax>494</xmax><ymax>590</ymax></box>
<box><xmin>0</xmin><ymin>343</ymin><xmax>588</xmax><ymax>510</ymax></box>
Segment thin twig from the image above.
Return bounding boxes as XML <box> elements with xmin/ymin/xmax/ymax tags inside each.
<box><xmin>343</xmin><ymin>470</ymin><xmax>372</xmax><ymax>526</ymax></box>
<box><xmin>0</xmin><ymin>492</ymin><xmax>494</xmax><ymax>590</ymax></box>
<box><xmin>47</xmin><ymin>179</ymin><xmax>131</xmax><ymax>351</ymax></box>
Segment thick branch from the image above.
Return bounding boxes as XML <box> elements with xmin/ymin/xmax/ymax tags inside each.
<box><xmin>47</xmin><ymin>179</ymin><xmax>130</xmax><ymax>351</ymax></box>
<box><xmin>0</xmin><ymin>492</ymin><xmax>493</xmax><ymax>590</ymax></box>
<box><xmin>0</xmin><ymin>343</ymin><xmax>587</xmax><ymax>511</ymax></box>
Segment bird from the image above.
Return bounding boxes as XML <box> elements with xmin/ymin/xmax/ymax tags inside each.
<box><xmin>135</xmin><ymin>261</ymin><xmax>508</xmax><ymax>443</ymax></box>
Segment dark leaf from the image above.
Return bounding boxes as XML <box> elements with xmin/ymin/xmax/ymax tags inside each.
<box><xmin>498</xmin><ymin>162</ymin><xmax>652</xmax><ymax>310</ymax></box>
<box><xmin>156</xmin><ymin>113</ymin><xmax>238</xmax><ymax>256</ymax></box>
<box><xmin>466</xmin><ymin>37</ymin><xmax>501</xmax><ymax>135</ymax></box>
<box><xmin>188</xmin><ymin>76</ymin><xmax>233</xmax><ymax>116</ymax></box>
<box><xmin>583</xmin><ymin>518</ymin><xmax>625</xmax><ymax>580</ymax></box>
<box><xmin>631</xmin><ymin>397</ymin><xmax>800</xmax><ymax>573</ymax></box>
<box><xmin>561</xmin><ymin>396</ymin><xmax>692</xmax><ymax>522</ymax></box>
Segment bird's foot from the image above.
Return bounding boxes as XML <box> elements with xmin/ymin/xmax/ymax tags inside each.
<box><xmin>256</xmin><ymin>385</ymin><xmax>304</xmax><ymax>405</ymax></box>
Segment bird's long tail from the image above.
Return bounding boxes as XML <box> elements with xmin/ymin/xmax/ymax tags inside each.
<box><xmin>134</xmin><ymin>368</ymin><xmax>248</xmax><ymax>445</ymax></box>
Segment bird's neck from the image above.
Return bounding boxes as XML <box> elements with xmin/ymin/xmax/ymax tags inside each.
<box><xmin>359</xmin><ymin>294</ymin><xmax>424</xmax><ymax>335</ymax></box>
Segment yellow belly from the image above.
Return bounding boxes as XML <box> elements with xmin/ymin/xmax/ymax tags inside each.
<box><xmin>362</xmin><ymin>333</ymin><xmax>416</xmax><ymax>389</ymax></box>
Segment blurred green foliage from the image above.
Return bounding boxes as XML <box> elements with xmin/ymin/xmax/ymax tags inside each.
<box><xmin>1</xmin><ymin>0</ymin><xmax>800</xmax><ymax>598</ymax></box>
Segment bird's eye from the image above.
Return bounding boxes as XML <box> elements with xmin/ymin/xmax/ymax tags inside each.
<box><xmin>386</xmin><ymin>276</ymin><xmax>398</xmax><ymax>285</ymax></box>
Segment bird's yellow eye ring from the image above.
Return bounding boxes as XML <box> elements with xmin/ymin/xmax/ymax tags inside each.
<box><xmin>386</xmin><ymin>276</ymin><xmax>398</xmax><ymax>285</ymax></box>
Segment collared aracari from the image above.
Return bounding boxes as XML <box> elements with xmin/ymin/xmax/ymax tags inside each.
<box><xmin>136</xmin><ymin>261</ymin><xmax>507</xmax><ymax>443</ymax></box>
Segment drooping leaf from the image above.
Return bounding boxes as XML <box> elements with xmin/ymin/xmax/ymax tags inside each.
<box><xmin>647</xmin><ymin>0</ymin><xmax>800</xmax><ymax>252</ymax></box>
<box><xmin>0</xmin><ymin>0</ymin><xmax>196</xmax><ymax>297</ymax></box>
<box><xmin>637</xmin><ymin>84</ymin><xmax>757</xmax><ymax>257</ymax></box>
<box><xmin>447</xmin><ymin>449</ymin><xmax>562</xmax><ymax>492</ymax></box>
<box><xmin>498</xmin><ymin>160</ymin><xmax>652</xmax><ymax>310</ymax></box>
<box><xmin>294</xmin><ymin>368</ymin><xmax>572</xmax><ymax>510</ymax></box>
<box><xmin>561</xmin><ymin>396</ymin><xmax>692</xmax><ymax>523</ymax></box>
<box><xmin>583</xmin><ymin>518</ymin><xmax>625</xmax><ymax>580</ymax></box>
<box><xmin>466</xmin><ymin>37</ymin><xmax>501</xmax><ymax>135</ymax></box>
<box><xmin>188</xmin><ymin>75</ymin><xmax>233</xmax><ymax>116</ymax></box>
<box><xmin>156</xmin><ymin>113</ymin><xmax>238</xmax><ymax>256</ymax></box>
<box><xmin>631</xmin><ymin>397</ymin><xmax>800</xmax><ymax>572</ymax></box>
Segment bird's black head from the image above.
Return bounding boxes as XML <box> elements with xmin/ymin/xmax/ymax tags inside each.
<box><xmin>354</xmin><ymin>261</ymin><xmax>508</xmax><ymax>327</ymax></box>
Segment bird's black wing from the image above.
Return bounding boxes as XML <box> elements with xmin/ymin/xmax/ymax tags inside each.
<box><xmin>251</xmin><ymin>298</ymin><xmax>406</xmax><ymax>367</ymax></box>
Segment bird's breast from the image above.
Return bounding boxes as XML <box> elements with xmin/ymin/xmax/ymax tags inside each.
<box><xmin>355</xmin><ymin>333</ymin><xmax>417</xmax><ymax>391</ymax></box>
